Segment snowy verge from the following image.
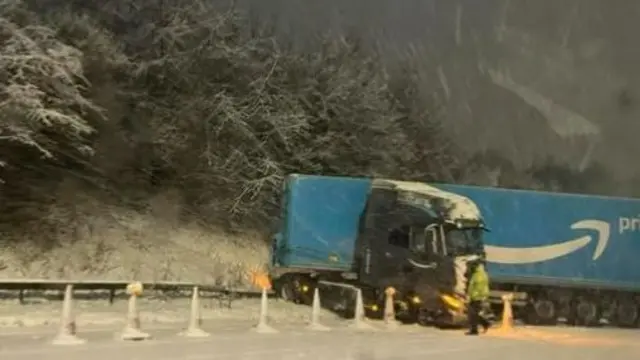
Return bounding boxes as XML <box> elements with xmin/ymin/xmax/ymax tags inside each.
<box><xmin>0</xmin><ymin>198</ymin><xmax>270</xmax><ymax>286</ymax></box>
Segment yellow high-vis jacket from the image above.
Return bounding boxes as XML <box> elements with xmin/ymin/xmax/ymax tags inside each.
<box><xmin>467</xmin><ymin>264</ymin><xmax>489</xmax><ymax>302</ymax></box>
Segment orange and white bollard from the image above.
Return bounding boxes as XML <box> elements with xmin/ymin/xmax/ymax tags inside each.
<box><xmin>349</xmin><ymin>288</ymin><xmax>375</xmax><ymax>331</ymax></box>
<box><xmin>179</xmin><ymin>286</ymin><xmax>210</xmax><ymax>337</ymax></box>
<box><xmin>252</xmin><ymin>286</ymin><xmax>278</xmax><ymax>334</ymax></box>
<box><xmin>249</xmin><ymin>270</ymin><xmax>278</xmax><ymax>334</ymax></box>
<box><xmin>383</xmin><ymin>287</ymin><xmax>399</xmax><ymax>330</ymax></box>
<box><xmin>51</xmin><ymin>284</ymin><xmax>86</xmax><ymax>345</ymax></box>
<box><xmin>498</xmin><ymin>293</ymin><xmax>515</xmax><ymax>331</ymax></box>
<box><xmin>119</xmin><ymin>282</ymin><xmax>151</xmax><ymax>341</ymax></box>
<box><xmin>306</xmin><ymin>287</ymin><xmax>330</xmax><ymax>331</ymax></box>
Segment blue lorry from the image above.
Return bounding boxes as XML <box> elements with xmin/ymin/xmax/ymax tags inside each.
<box><xmin>269</xmin><ymin>174</ymin><xmax>640</xmax><ymax>328</ymax></box>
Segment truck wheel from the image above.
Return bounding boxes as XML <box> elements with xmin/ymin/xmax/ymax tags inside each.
<box><xmin>281</xmin><ymin>282</ymin><xmax>297</xmax><ymax>303</ymax></box>
<box><xmin>274</xmin><ymin>276</ymin><xmax>298</xmax><ymax>303</ymax></box>
<box><xmin>528</xmin><ymin>298</ymin><xmax>556</xmax><ymax>325</ymax></box>
<box><xmin>613</xmin><ymin>298</ymin><xmax>638</xmax><ymax>328</ymax></box>
<box><xmin>573</xmin><ymin>298</ymin><xmax>599</xmax><ymax>327</ymax></box>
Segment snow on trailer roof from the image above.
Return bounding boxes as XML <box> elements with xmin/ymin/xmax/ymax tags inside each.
<box><xmin>373</xmin><ymin>179</ymin><xmax>482</xmax><ymax>222</ymax></box>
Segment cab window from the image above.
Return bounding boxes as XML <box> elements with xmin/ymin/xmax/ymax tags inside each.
<box><xmin>388</xmin><ymin>226</ymin><xmax>410</xmax><ymax>248</ymax></box>
<box><xmin>409</xmin><ymin>227</ymin><xmax>428</xmax><ymax>253</ymax></box>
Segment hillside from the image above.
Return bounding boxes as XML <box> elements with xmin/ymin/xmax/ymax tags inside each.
<box><xmin>0</xmin><ymin>0</ymin><xmax>626</xmax><ymax>283</ymax></box>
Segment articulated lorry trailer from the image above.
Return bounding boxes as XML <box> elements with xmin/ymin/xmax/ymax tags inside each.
<box><xmin>268</xmin><ymin>174</ymin><xmax>640</xmax><ymax>328</ymax></box>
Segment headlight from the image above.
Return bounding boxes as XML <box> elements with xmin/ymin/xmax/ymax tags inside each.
<box><xmin>440</xmin><ymin>293</ymin><xmax>465</xmax><ymax>311</ymax></box>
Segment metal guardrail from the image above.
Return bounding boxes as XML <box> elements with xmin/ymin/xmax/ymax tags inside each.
<box><xmin>0</xmin><ymin>279</ymin><xmax>272</xmax><ymax>306</ymax></box>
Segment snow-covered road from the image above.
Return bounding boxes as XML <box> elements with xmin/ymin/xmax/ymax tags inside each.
<box><xmin>0</xmin><ymin>296</ymin><xmax>638</xmax><ymax>359</ymax></box>
<box><xmin>1</xmin><ymin>319</ymin><xmax>639</xmax><ymax>360</ymax></box>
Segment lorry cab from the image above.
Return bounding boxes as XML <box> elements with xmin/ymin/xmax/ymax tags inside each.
<box><xmin>355</xmin><ymin>179</ymin><xmax>487</xmax><ymax>323</ymax></box>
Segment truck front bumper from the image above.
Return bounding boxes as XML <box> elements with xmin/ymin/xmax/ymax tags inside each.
<box><xmin>396</xmin><ymin>292</ymin><xmax>469</xmax><ymax>326</ymax></box>
<box><xmin>439</xmin><ymin>293</ymin><xmax>468</xmax><ymax>325</ymax></box>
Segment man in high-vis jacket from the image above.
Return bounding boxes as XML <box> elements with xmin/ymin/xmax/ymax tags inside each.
<box><xmin>466</xmin><ymin>260</ymin><xmax>490</xmax><ymax>335</ymax></box>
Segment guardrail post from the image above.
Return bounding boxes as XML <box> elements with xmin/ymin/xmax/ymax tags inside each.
<box><xmin>306</xmin><ymin>287</ymin><xmax>330</xmax><ymax>331</ymax></box>
<box><xmin>119</xmin><ymin>282</ymin><xmax>151</xmax><ymax>341</ymax></box>
<box><xmin>179</xmin><ymin>286</ymin><xmax>210</xmax><ymax>337</ymax></box>
<box><xmin>51</xmin><ymin>284</ymin><xmax>86</xmax><ymax>345</ymax></box>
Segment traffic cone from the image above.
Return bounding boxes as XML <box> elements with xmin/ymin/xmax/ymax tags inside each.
<box><xmin>119</xmin><ymin>287</ymin><xmax>151</xmax><ymax>341</ymax></box>
<box><xmin>383</xmin><ymin>287</ymin><xmax>399</xmax><ymax>330</ymax></box>
<box><xmin>252</xmin><ymin>286</ymin><xmax>278</xmax><ymax>334</ymax></box>
<box><xmin>498</xmin><ymin>293</ymin><xmax>514</xmax><ymax>331</ymax></box>
<box><xmin>51</xmin><ymin>284</ymin><xmax>86</xmax><ymax>345</ymax></box>
<box><xmin>306</xmin><ymin>288</ymin><xmax>330</xmax><ymax>331</ymax></box>
<box><xmin>349</xmin><ymin>288</ymin><xmax>375</xmax><ymax>331</ymax></box>
<box><xmin>179</xmin><ymin>286</ymin><xmax>210</xmax><ymax>337</ymax></box>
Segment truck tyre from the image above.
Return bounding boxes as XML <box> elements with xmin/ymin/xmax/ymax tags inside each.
<box><xmin>613</xmin><ymin>298</ymin><xmax>638</xmax><ymax>328</ymax></box>
<box><xmin>528</xmin><ymin>298</ymin><xmax>556</xmax><ymax>325</ymax></box>
<box><xmin>281</xmin><ymin>281</ymin><xmax>297</xmax><ymax>303</ymax></box>
<box><xmin>274</xmin><ymin>276</ymin><xmax>298</xmax><ymax>303</ymax></box>
<box><xmin>574</xmin><ymin>298</ymin><xmax>599</xmax><ymax>327</ymax></box>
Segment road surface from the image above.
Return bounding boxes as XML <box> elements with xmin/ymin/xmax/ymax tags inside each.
<box><xmin>1</xmin><ymin>320</ymin><xmax>638</xmax><ymax>360</ymax></box>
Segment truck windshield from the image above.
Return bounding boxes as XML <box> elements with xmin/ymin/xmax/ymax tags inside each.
<box><xmin>444</xmin><ymin>227</ymin><xmax>484</xmax><ymax>256</ymax></box>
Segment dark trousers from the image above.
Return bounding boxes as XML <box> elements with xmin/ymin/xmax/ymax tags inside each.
<box><xmin>468</xmin><ymin>300</ymin><xmax>490</xmax><ymax>334</ymax></box>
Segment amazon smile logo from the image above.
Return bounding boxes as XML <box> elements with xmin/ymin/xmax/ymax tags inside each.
<box><xmin>485</xmin><ymin>220</ymin><xmax>610</xmax><ymax>265</ymax></box>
